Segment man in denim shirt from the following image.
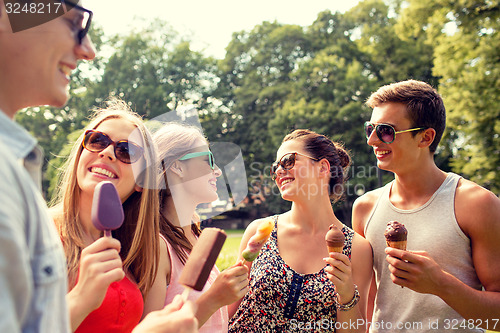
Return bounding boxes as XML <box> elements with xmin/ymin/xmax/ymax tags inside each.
<box><xmin>0</xmin><ymin>2</ymin><xmax>199</xmax><ymax>332</ymax></box>
<box><xmin>0</xmin><ymin>1</ymin><xmax>96</xmax><ymax>331</ymax></box>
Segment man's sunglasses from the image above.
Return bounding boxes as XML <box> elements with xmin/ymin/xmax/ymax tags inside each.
<box><xmin>82</xmin><ymin>130</ymin><xmax>144</xmax><ymax>164</ymax></box>
<box><xmin>270</xmin><ymin>152</ymin><xmax>319</xmax><ymax>181</ymax></box>
<box><xmin>364</xmin><ymin>122</ymin><xmax>426</xmax><ymax>144</ymax></box>
<box><xmin>62</xmin><ymin>0</ymin><xmax>93</xmax><ymax>44</ymax></box>
<box><xmin>179</xmin><ymin>151</ymin><xmax>216</xmax><ymax>170</ymax></box>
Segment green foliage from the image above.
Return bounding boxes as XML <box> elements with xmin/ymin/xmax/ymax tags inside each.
<box><xmin>17</xmin><ymin>0</ymin><xmax>499</xmax><ymax>215</ymax></box>
<box><xmin>396</xmin><ymin>0</ymin><xmax>500</xmax><ymax>193</ymax></box>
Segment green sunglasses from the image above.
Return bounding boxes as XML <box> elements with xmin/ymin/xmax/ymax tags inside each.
<box><xmin>179</xmin><ymin>151</ymin><xmax>215</xmax><ymax>170</ymax></box>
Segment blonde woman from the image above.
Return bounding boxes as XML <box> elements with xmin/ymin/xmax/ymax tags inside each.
<box><xmin>144</xmin><ymin>123</ymin><xmax>248</xmax><ymax>332</ymax></box>
<box><xmin>50</xmin><ymin>99</ymin><xmax>192</xmax><ymax>332</ymax></box>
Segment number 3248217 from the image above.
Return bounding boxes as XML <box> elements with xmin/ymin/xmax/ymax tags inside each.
<box><xmin>444</xmin><ymin>318</ymin><xmax>498</xmax><ymax>330</ymax></box>
<box><xmin>5</xmin><ymin>2</ymin><xmax>63</xmax><ymax>14</ymax></box>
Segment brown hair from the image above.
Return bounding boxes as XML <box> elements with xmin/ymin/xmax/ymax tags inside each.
<box><xmin>283</xmin><ymin>129</ymin><xmax>351</xmax><ymax>203</ymax></box>
<box><xmin>366</xmin><ymin>80</ymin><xmax>446</xmax><ymax>153</ymax></box>
<box><xmin>50</xmin><ymin>98</ymin><xmax>159</xmax><ymax>298</ymax></box>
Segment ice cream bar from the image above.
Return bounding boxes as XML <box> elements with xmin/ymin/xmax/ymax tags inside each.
<box><xmin>384</xmin><ymin>221</ymin><xmax>407</xmax><ymax>250</ymax></box>
<box><xmin>91</xmin><ymin>181</ymin><xmax>124</xmax><ymax>237</ymax></box>
<box><xmin>325</xmin><ymin>224</ymin><xmax>345</xmax><ymax>253</ymax></box>
<box><xmin>241</xmin><ymin>218</ymin><xmax>273</xmax><ymax>262</ymax></box>
<box><xmin>178</xmin><ymin>228</ymin><xmax>227</xmax><ymax>292</ymax></box>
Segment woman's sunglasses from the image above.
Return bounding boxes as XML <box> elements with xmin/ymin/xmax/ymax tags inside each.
<box><xmin>270</xmin><ymin>152</ymin><xmax>319</xmax><ymax>180</ymax></box>
<box><xmin>82</xmin><ymin>130</ymin><xmax>144</xmax><ymax>164</ymax></box>
<box><xmin>179</xmin><ymin>151</ymin><xmax>216</xmax><ymax>170</ymax></box>
<box><xmin>364</xmin><ymin>121</ymin><xmax>426</xmax><ymax>144</ymax></box>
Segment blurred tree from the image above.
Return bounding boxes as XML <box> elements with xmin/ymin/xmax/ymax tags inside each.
<box><xmin>42</xmin><ymin>20</ymin><xmax>219</xmax><ymax>200</ymax></box>
<box><xmin>86</xmin><ymin>20</ymin><xmax>217</xmax><ymax>119</ymax></box>
<box><xmin>346</xmin><ymin>0</ymin><xmax>437</xmax><ymax>85</ymax></box>
<box><xmin>216</xmin><ymin>22</ymin><xmax>312</xmax><ymax>217</ymax></box>
<box><xmin>396</xmin><ymin>0</ymin><xmax>500</xmax><ymax>193</ymax></box>
<box><xmin>268</xmin><ymin>9</ymin><xmax>380</xmax><ymax>222</ymax></box>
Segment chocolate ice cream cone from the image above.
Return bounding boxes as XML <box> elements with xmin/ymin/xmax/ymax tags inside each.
<box><xmin>385</xmin><ymin>240</ymin><xmax>407</xmax><ymax>250</ymax></box>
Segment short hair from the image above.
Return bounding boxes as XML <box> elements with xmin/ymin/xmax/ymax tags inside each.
<box><xmin>366</xmin><ymin>80</ymin><xmax>446</xmax><ymax>153</ymax></box>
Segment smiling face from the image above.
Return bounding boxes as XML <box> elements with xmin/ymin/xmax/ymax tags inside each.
<box><xmin>173</xmin><ymin>138</ymin><xmax>222</xmax><ymax>204</ymax></box>
<box><xmin>274</xmin><ymin>139</ymin><xmax>322</xmax><ymax>202</ymax></box>
<box><xmin>77</xmin><ymin>118</ymin><xmax>143</xmax><ymax>203</ymax></box>
<box><xmin>0</xmin><ymin>2</ymin><xmax>96</xmax><ymax>117</ymax></box>
<box><xmin>368</xmin><ymin>102</ymin><xmax>424</xmax><ymax>174</ymax></box>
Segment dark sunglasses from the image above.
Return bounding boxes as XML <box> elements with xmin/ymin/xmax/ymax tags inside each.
<box><xmin>82</xmin><ymin>130</ymin><xmax>144</xmax><ymax>164</ymax></box>
<box><xmin>270</xmin><ymin>152</ymin><xmax>319</xmax><ymax>181</ymax></box>
<box><xmin>178</xmin><ymin>151</ymin><xmax>216</xmax><ymax>170</ymax></box>
<box><xmin>62</xmin><ymin>0</ymin><xmax>93</xmax><ymax>44</ymax></box>
<box><xmin>364</xmin><ymin>121</ymin><xmax>426</xmax><ymax>144</ymax></box>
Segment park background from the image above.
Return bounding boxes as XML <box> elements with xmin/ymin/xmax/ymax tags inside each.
<box><xmin>17</xmin><ymin>0</ymin><xmax>498</xmax><ymax>246</ymax></box>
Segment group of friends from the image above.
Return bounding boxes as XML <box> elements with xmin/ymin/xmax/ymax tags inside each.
<box><xmin>1</xmin><ymin>1</ymin><xmax>499</xmax><ymax>332</ymax></box>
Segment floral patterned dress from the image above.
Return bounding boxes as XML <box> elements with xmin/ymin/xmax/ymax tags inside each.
<box><xmin>229</xmin><ymin>215</ymin><xmax>354</xmax><ymax>333</ymax></box>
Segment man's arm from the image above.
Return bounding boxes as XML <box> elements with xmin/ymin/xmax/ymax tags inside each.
<box><xmin>0</xmin><ymin>162</ymin><xmax>30</xmax><ymax>332</ymax></box>
<box><xmin>352</xmin><ymin>192</ymin><xmax>379</xmax><ymax>329</ymax></box>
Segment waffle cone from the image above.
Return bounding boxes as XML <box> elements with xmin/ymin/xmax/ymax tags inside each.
<box><xmin>327</xmin><ymin>245</ymin><xmax>343</xmax><ymax>253</ymax></box>
<box><xmin>386</xmin><ymin>240</ymin><xmax>407</xmax><ymax>250</ymax></box>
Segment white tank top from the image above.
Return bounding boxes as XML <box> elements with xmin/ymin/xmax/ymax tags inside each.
<box><xmin>365</xmin><ymin>173</ymin><xmax>483</xmax><ymax>332</ymax></box>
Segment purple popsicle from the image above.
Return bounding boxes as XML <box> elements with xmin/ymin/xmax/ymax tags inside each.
<box><xmin>91</xmin><ymin>181</ymin><xmax>124</xmax><ymax>237</ymax></box>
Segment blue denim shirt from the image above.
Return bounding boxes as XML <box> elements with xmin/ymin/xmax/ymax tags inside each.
<box><xmin>0</xmin><ymin>110</ymin><xmax>70</xmax><ymax>332</ymax></box>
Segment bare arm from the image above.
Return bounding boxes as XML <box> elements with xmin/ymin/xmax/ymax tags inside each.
<box><xmin>325</xmin><ymin>233</ymin><xmax>372</xmax><ymax>333</ymax></box>
<box><xmin>195</xmin><ymin>263</ymin><xmax>248</xmax><ymax>327</ymax></box>
<box><xmin>352</xmin><ymin>192</ymin><xmax>378</xmax><ymax>327</ymax></box>
<box><xmin>227</xmin><ymin>219</ymin><xmax>262</xmax><ymax>318</ymax></box>
<box><xmin>134</xmin><ymin>295</ymin><xmax>198</xmax><ymax>333</ymax></box>
<box><xmin>142</xmin><ymin>238</ymin><xmax>170</xmax><ymax>318</ymax></box>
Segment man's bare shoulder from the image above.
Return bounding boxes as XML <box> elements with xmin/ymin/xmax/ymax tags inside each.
<box><xmin>456</xmin><ymin>178</ymin><xmax>499</xmax><ymax>210</ymax></box>
<box><xmin>455</xmin><ymin>177</ymin><xmax>500</xmax><ymax>233</ymax></box>
<box><xmin>352</xmin><ymin>187</ymin><xmax>385</xmax><ymax>235</ymax></box>
<box><xmin>354</xmin><ymin>187</ymin><xmax>384</xmax><ymax>211</ymax></box>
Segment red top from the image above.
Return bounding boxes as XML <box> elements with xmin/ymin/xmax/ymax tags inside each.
<box><xmin>75</xmin><ymin>276</ymin><xmax>143</xmax><ymax>333</ymax></box>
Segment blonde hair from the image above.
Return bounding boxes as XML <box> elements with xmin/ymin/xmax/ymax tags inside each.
<box><xmin>153</xmin><ymin>122</ymin><xmax>206</xmax><ymax>263</ymax></box>
<box><xmin>51</xmin><ymin>98</ymin><xmax>159</xmax><ymax>297</ymax></box>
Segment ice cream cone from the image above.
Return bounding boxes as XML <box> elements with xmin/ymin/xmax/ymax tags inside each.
<box><xmin>384</xmin><ymin>221</ymin><xmax>407</xmax><ymax>250</ymax></box>
<box><xmin>325</xmin><ymin>225</ymin><xmax>345</xmax><ymax>255</ymax></box>
<box><xmin>385</xmin><ymin>240</ymin><xmax>407</xmax><ymax>250</ymax></box>
<box><xmin>327</xmin><ymin>245</ymin><xmax>343</xmax><ymax>253</ymax></box>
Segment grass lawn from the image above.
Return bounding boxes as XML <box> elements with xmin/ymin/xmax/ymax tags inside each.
<box><xmin>216</xmin><ymin>230</ymin><xmax>496</xmax><ymax>333</ymax></box>
<box><xmin>216</xmin><ymin>229</ymin><xmax>243</xmax><ymax>271</ymax></box>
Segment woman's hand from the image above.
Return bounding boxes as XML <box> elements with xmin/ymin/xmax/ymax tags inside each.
<box><xmin>324</xmin><ymin>252</ymin><xmax>356</xmax><ymax>304</ymax></box>
<box><xmin>209</xmin><ymin>262</ymin><xmax>249</xmax><ymax>307</ymax></box>
<box><xmin>195</xmin><ymin>262</ymin><xmax>249</xmax><ymax>326</ymax></box>
<box><xmin>68</xmin><ymin>237</ymin><xmax>124</xmax><ymax>330</ymax></box>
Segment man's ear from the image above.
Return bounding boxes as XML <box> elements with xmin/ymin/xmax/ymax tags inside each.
<box><xmin>419</xmin><ymin>128</ymin><xmax>436</xmax><ymax>149</ymax></box>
